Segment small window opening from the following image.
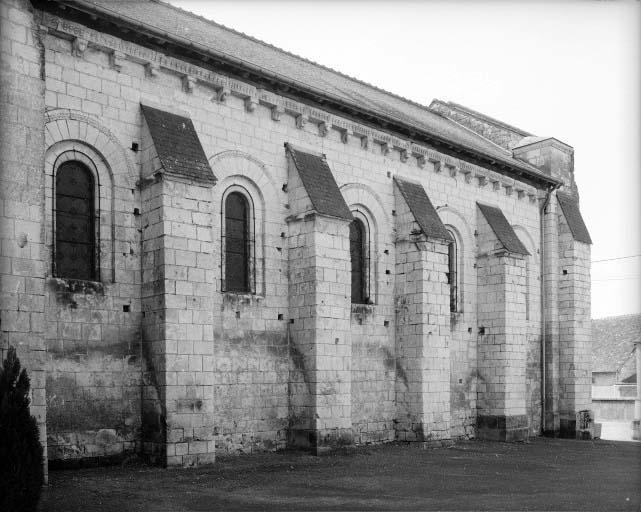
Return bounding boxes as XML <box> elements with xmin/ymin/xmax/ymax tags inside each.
<box><xmin>224</xmin><ymin>192</ymin><xmax>250</xmax><ymax>292</ymax></box>
<box><xmin>447</xmin><ymin>232</ymin><xmax>458</xmax><ymax>313</ymax></box>
<box><xmin>349</xmin><ymin>218</ymin><xmax>367</xmax><ymax>304</ymax></box>
<box><xmin>55</xmin><ymin>160</ymin><xmax>96</xmax><ymax>281</ymax></box>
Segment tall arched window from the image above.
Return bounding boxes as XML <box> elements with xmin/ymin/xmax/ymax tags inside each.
<box><xmin>55</xmin><ymin>161</ymin><xmax>96</xmax><ymax>280</ymax></box>
<box><xmin>446</xmin><ymin>231</ymin><xmax>458</xmax><ymax>313</ymax></box>
<box><xmin>224</xmin><ymin>192</ymin><xmax>250</xmax><ymax>292</ymax></box>
<box><xmin>349</xmin><ymin>218</ymin><xmax>367</xmax><ymax>304</ymax></box>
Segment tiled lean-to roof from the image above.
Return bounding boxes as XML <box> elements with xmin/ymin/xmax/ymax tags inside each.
<box><xmin>58</xmin><ymin>0</ymin><xmax>557</xmax><ymax>187</ymax></box>
<box><xmin>394</xmin><ymin>177</ymin><xmax>452</xmax><ymax>242</ymax></box>
<box><xmin>557</xmin><ymin>192</ymin><xmax>592</xmax><ymax>244</ymax></box>
<box><xmin>477</xmin><ymin>203</ymin><xmax>530</xmax><ymax>256</ymax></box>
<box><xmin>141</xmin><ymin>104</ymin><xmax>216</xmax><ymax>185</ymax></box>
<box><xmin>285</xmin><ymin>144</ymin><xmax>353</xmax><ymax>221</ymax></box>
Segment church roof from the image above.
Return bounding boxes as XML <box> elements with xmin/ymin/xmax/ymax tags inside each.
<box><xmin>394</xmin><ymin>177</ymin><xmax>452</xmax><ymax>242</ymax></box>
<box><xmin>477</xmin><ymin>203</ymin><xmax>530</xmax><ymax>256</ymax></box>
<box><xmin>58</xmin><ymin>0</ymin><xmax>559</xmax><ymax>188</ymax></box>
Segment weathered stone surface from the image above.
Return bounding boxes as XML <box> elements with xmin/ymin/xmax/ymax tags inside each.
<box><xmin>0</xmin><ymin>2</ymin><xmax>590</xmax><ymax>467</ymax></box>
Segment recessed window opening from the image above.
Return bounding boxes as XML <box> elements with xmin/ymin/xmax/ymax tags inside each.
<box><xmin>55</xmin><ymin>160</ymin><xmax>97</xmax><ymax>281</ymax></box>
<box><xmin>525</xmin><ymin>259</ymin><xmax>530</xmax><ymax>321</ymax></box>
<box><xmin>350</xmin><ymin>217</ymin><xmax>368</xmax><ymax>304</ymax></box>
<box><xmin>447</xmin><ymin>231</ymin><xmax>458</xmax><ymax>313</ymax></box>
<box><xmin>224</xmin><ymin>191</ymin><xmax>251</xmax><ymax>292</ymax></box>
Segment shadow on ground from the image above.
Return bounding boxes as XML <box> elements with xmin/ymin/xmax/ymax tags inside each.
<box><xmin>39</xmin><ymin>438</ymin><xmax>641</xmax><ymax>511</ymax></box>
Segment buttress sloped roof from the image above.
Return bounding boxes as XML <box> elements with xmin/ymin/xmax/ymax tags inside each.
<box><xmin>58</xmin><ymin>0</ymin><xmax>556</xmax><ymax>186</ymax></box>
<box><xmin>141</xmin><ymin>104</ymin><xmax>216</xmax><ymax>185</ymax></box>
<box><xmin>285</xmin><ymin>144</ymin><xmax>353</xmax><ymax>221</ymax></box>
<box><xmin>394</xmin><ymin>177</ymin><xmax>452</xmax><ymax>242</ymax></box>
<box><xmin>477</xmin><ymin>203</ymin><xmax>530</xmax><ymax>256</ymax></box>
<box><xmin>592</xmin><ymin>314</ymin><xmax>641</xmax><ymax>373</ymax></box>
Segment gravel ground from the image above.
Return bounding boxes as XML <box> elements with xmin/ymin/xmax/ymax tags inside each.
<box><xmin>39</xmin><ymin>437</ymin><xmax>641</xmax><ymax>511</ymax></box>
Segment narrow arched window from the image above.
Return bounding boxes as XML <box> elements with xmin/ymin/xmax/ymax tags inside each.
<box><xmin>525</xmin><ymin>258</ymin><xmax>530</xmax><ymax>321</ymax></box>
<box><xmin>349</xmin><ymin>218</ymin><xmax>367</xmax><ymax>304</ymax></box>
<box><xmin>225</xmin><ymin>192</ymin><xmax>250</xmax><ymax>292</ymax></box>
<box><xmin>55</xmin><ymin>161</ymin><xmax>96</xmax><ymax>280</ymax></box>
<box><xmin>447</xmin><ymin>232</ymin><xmax>458</xmax><ymax>312</ymax></box>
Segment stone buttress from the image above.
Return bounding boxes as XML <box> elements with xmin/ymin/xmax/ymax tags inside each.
<box><xmin>140</xmin><ymin>104</ymin><xmax>217</xmax><ymax>465</ymax></box>
<box><xmin>285</xmin><ymin>144</ymin><xmax>354</xmax><ymax>453</ymax></box>
<box><xmin>514</xmin><ymin>138</ymin><xmax>592</xmax><ymax>438</ymax></box>
<box><xmin>556</xmin><ymin>193</ymin><xmax>592</xmax><ymax>436</ymax></box>
<box><xmin>393</xmin><ymin>178</ymin><xmax>452</xmax><ymax>445</ymax></box>
<box><xmin>476</xmin><ymin>203</ymin><xmax>530</xmax><ymax>441</ymax></box>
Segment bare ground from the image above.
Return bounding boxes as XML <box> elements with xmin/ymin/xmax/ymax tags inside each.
<box><xmin>39</xmin><ymin>437</ymin><xmax>641</xmax><ymax>511</ymax></box>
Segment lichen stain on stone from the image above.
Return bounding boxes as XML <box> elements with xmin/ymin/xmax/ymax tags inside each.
<box><xmin>395</xmin><ymin>358</ymin><xmax>409</xmax><ymax>388</ymax></box>
<box><xmin>452</xmin><ymin>370</ymin><xmax>483</xmax><ymax>409</ymax></box>
<box><xmin>221</xmin><ymin>292</ymin><xmax>261</xmax><ymax>311</ymax></box>
<box><xmin>177</xmin><ymin>398</ymin><xmax>203</xmax><ymax>412</ymax></box>
<box><xmin>319</xmin><ymin>383</ymin><xmax>335</xmax><ymax>395</ymax></box>
<box><xmin>351</xmin><ymin>304</ymin><xmax>375</xmax><ymax>324</ymax></box>
<box><xmin>380</xmin><ymin>347</ymin><xmax>396</xmax><ymax>373</ymax></box>
<box><xmin>141</xmin><ymin>403</ymin><xmax>165</xmax><ymax>442</ymax></box>
<box><xmin>288</xmin><ymin>342</ymin><xmax>311</xmax><ymax>394</ymax></box>
<box><xmin>141</xmin><ymin>330</ymin><xmax>167</xmax><ymax>444</ymax></box>
<box><xmin>49</xmin><ymin>277</ymin><xmax>105</xmax><ymax>308</ymax></box>
<box><xmin>46</xmin><ymin>371</ymin><xmax>139</xmax><ymax>435</ymax></box>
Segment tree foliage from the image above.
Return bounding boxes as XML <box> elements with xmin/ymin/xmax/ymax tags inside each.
<box><xmin>0</xmin><ymin>346</ymin><xmax>44</xmax><ymax>512</ymax></box>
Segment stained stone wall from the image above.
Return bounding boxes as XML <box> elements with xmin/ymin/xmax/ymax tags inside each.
<box><xmin>0</xmin><ymin>0</ymin><xmax>48</xmax><ymax>476</ymax></box>
<box><xmin>0</xmin><ymin>2</ymin><xmax>592</xmax><ymax>466</ymax></box>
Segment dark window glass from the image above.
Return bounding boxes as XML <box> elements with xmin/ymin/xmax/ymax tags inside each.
<box><xmin>350</xmin><ymin>218</ymin><xmax>366</xmax><ymax>304</ymax></box>
<box><xmin>55</xmin><ymin>161</ymin><xmax>96</xmax><ymax>280</ymax></box>
<box><xmin>225</xmin><ymin>192</ymin><xmax>250</xmax><ymax>292</ymax></box>
<box><xmin>447</xmin><ymin>234</ymin><xmax>457</xmax><ymax>312</ymax></box>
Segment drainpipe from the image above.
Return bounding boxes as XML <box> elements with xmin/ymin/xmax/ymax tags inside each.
<box><xmin>539</xmin><ymin>183</ymin><xmax>560</xmax><ymax>434</ymax></box>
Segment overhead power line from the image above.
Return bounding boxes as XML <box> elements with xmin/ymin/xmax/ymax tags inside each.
<box><xmin>592</xmin><ymin>254</ymin><xmax>641</xmax><ymax>263</ymax></box>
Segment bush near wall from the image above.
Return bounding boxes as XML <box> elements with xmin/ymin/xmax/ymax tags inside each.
<box><xmin>0</xmin><ymin>346</ymin><xmax>44</xmax><ymax>512</ymax></box>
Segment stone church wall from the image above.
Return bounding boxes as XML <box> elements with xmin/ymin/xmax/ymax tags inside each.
<box><xmin>8</xmin><ymin>4</ymin><xmax>557</xmax><ymax>463</ymax></box>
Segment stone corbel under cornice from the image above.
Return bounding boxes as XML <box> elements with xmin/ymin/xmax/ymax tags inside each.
<box><xmin>40</xmin><ymin>0</ymin><xmax>562</xmax><ymax>189</ymax></box>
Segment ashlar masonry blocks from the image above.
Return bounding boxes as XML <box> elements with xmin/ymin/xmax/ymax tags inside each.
<box><xmin>393</xmin><ymin>184</ymin><xmax>451</xmax><ymax>444</ymax></box>
<box><xmin>286</xmin><ymin>214</ymin><xmax>353</xmax><ymax>453</ymax></box>
<box><xmin>1</xmin><ymin>0</ymin><xmax>595</xmax><ymax>466</ymax></box>
<box><xmin>140</xmin><ymin>127</ymin><xmax>216</xmax><ymax>465</ymax></box>
<box><xmin>0</xmin><ymin>0</ymin><xmax>48</xmax><ymax>479</ymax></box>
<box><xmin>558</xmin><ymin>203</ymin><xmax>591</xmax><ymax>437</ymax></box>
<box><xmin>476</xmin><ymin>207</ymin><xmax>529</xmax><ymax>441</ymax></box>
<box><xmin>285</xmin><ymin>148</ymin><xmax>354</xmax><ymax>453</ymax></box>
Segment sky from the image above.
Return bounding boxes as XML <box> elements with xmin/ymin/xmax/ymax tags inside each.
<box><xmin>170</xmin><ymin>0</ymin><xmax>641</xmax><ymax>319</ymax></box>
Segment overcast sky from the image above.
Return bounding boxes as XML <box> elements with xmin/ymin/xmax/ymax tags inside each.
<box><xmin>170</xmin><ymin>0</ymin><xmax>641</xmax><ymax>319</ymax></box>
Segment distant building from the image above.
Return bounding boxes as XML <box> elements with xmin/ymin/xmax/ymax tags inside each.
<box><xmin>1</xmin><ymin>0</ymin><xmax>592</xmax><ymax>468</ymax></box>
<box><xmin>591</xmin><ymin>315</ymin><xmax>639</xmax><ymax>427</ymax></box>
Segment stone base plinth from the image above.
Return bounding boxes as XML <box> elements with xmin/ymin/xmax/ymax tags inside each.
<box><xmin>477</xmin><ymin>415</ymin><xmax>529</xmax><ymax>442</ymax></box>
<box><xmin>288</xmin><ymin>427</ymin><xmax>354</xmax><ymax>455</ymax></box>
<box><xmin>559</xmin><ymin>418</ymin><xmax>577</xmax><ymax>439</ymax></box>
